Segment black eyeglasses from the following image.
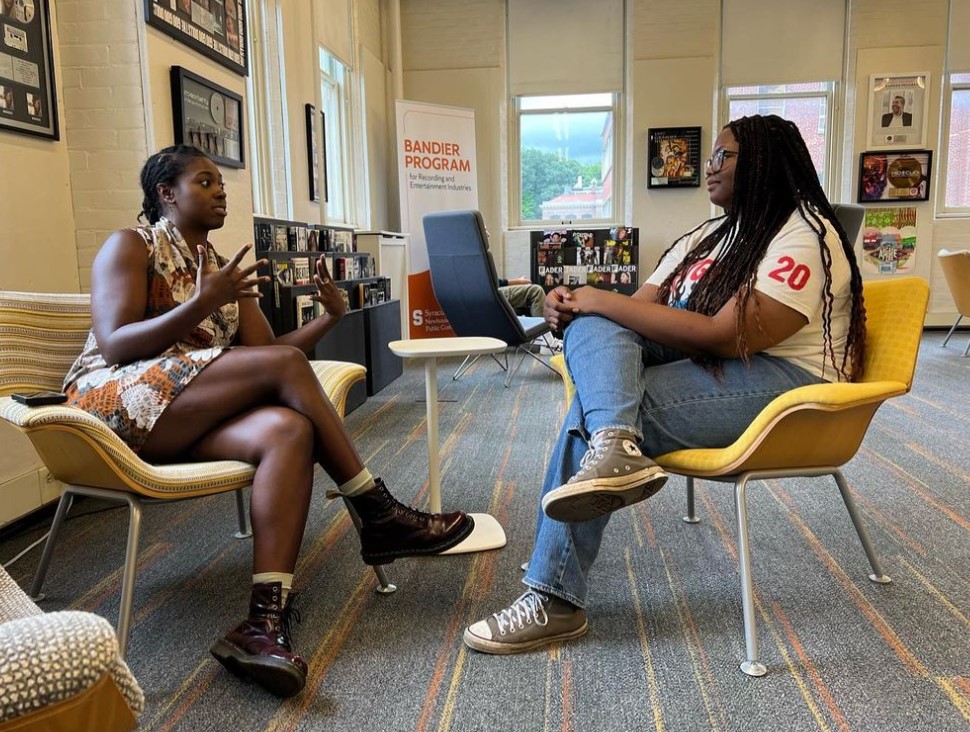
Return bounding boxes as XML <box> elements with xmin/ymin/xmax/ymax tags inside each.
<box><xmin>706</xmin><ymin>149</ymin><xmax>739</xmax><ymax>173</ymax></box>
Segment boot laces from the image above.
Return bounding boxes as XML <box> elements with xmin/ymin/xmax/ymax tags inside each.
<box><xmin>278</xmin><ymin>593</ymin><xmax>302</xmax><ymax>646</ymax></box>
<box><xmin>375</xmin><ymin>481</ymin><xmax>435</xmax><ymax>523</ymax></box>
<box><xmin>493</xmin><ymin>591</ymin><xmax>548</xmax><ymax>635</ymax></box>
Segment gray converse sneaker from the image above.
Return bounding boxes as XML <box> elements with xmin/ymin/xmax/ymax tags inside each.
<box><xmin>541</xmin><ymin>430</ymin><xmax>668</xmax><ymax>522</ymax></box>
<box><xmin>463</xmin><ymin>590</ymin><xmax>588</xmax><ymax>654</ymax></box>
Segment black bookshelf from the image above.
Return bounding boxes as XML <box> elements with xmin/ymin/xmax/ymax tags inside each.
<box><xmin>252</xmin><ymin>216</ymin><xmax>402</xmax><ymax>410</ymax></box>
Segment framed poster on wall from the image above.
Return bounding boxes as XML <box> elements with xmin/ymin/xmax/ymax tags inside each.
<box><xmin>647</xmin><ymin>127</ymin><xmax>702</xmax><ymax>188</ymax></box>
<box><xmin>0</xmin><ymin>0</ymin><xmax>59</xmax><ymax>140</ymax></box>
<box><xmin>171</xmin><ymin>66</ymin><xmax>244</xmax><ymax>168</ymax></box>
<box><xmin>306</xmin><ymin>103</ymin><xmax>320</xmax><ymax>202</ymax></box>
<box><xmin>146</xmin><ymin>0</ymin><xmax>247</xmax><ymax>76</ymax></box>
<box><xmin>858</xmin><ymin>150</ymin><xmax>931</xmax><ymax>203</ymax></box>
<box><xmin>866</xmin><ymin>73</ymin><xmax>929</xmax><ymax>149</ymax></box>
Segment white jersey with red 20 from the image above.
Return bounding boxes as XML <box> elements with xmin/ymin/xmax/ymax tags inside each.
<box><xmin>646</xmin><ymin>208</ymin><xmax>853</xmax><ymax>382</ymax></box>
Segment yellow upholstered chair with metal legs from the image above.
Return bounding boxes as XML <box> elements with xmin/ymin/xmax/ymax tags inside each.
<box><xmin>0</xmin><ymin>290</ymin><xmax>395</xmax><ymax>659</ymax></box>
<box><xmin>937</xmin><ymin>249</ymin><xmax>970</xmax><ymax>356</ymax></box>
<box><xmin>549</xmin><ymin>277</ymin><xmax>930</xmax><ymax>676</ymax></box>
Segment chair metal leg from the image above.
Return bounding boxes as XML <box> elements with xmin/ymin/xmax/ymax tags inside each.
<box><xmin>29</xmin><ymin>491</ymin><xmax>75</xmax><ymax>602</ymax></box>
<box><xmin>452</xmin><ymin>354</ymin><xmax>479</xmax><ymax>381</ymax></box>
<box><xmin>941</xmin><ymin>314</ymin><xmax>962</xmax><ymax>348</ymax></box>
<box><xmin>964</xmin><ymin>336</ymin><xmax>970</xmax><ymax>358</ymax></box>
<box><xmin>832</xmin><ymin>470</ymin><xmax>891</xmax><ymax>584</ymax></box>
<box><xmin>341</xmin><ymin>497</ymin><xmax>397</xmax><ymax>595</ymax></box>
<box><xmin>116</xmin><ymin>495</ymin><xmax>144</xmax><ymax>658</ymax></box>
<box><xmin>683</xmin><ymin>477</ymin><xmax>700</xmax><ymax>523</ymax></box>
<box><xmin>734</xmin><ymin>475</ymin><xmax>767</xmax><ymax>677</ymax></box>
<box><xmin>234</xmin><ymin>488</ymin><xmax>252</xmax><ymax>539</ymax></box>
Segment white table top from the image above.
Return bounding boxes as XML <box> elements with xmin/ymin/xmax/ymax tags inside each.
<box><xmin>389</xmin><ymin>336</ymin><xmax>506</xmax><ymax>359</ymax></box>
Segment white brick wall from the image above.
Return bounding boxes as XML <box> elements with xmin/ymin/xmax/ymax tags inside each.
<box><xmin>55</xmin><ymin>0</ymin><xmax>149</xmax><ymax>290</ymax></box>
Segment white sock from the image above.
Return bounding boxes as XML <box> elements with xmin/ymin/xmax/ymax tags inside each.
<box><xmin>338</xmin><ymin>468</ymin><xmax>376</xmax><ymax>497</ymax></box>
<box><xmin>253</xmin><ymin>571</ymin><xmax>294</xmax><ymax>604</ymax></box>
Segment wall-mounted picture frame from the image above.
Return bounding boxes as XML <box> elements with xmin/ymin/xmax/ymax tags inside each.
<box><xmin>0</xmin><ymin>0</ymin><xmax>59</xmax><ymax>140</ymax></box>
<box><xmin>647</xmin><ymin>126</ymin><xmax>702</xmax><ymax>188</ymax></box>
<box><xmin>306</xmin><ymin>103</ymin><xmax>320</xmax><ymax>202</ymax></box>
<box><xmin>170</xmin><ymin>66</ymin><xmax>244</xmax><ymax>169</ymax></box>
<box><xmin>858</xmin><ymin>149</ymin><xmax>932</xmax><ymax>203</ymax></box>
<box><xmin>319</xmin><ymin>110</ymin><xmax>329</xmax><ymax>203</ymax></box>
<box><xmin>146</xmin><ymin>0</ymin><xmax>247</xmax><ymax>77</ymax></box>
<box><xmin>866</xmin><ymin>72</ymin><xmax>929</xmax><ymax>149</ymax></box>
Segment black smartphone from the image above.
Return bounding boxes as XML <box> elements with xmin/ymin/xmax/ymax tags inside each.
<box><xmin>11</xmin><ymin>391</ymin><xmax>69</xmax><ymax>406</ymax></box>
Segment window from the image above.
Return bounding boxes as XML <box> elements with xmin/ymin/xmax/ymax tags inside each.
<box><xmin>725</xmin><ymin>82</ymin><xmax>836</xmax><ymax>194</ymax></box>
<box><xmin>512</xmin><ymin>93</ymin><xmax>619</xmax><ymax>227</ymax></box>
<box><xmin>943</xmin><ymin>73</ymin><xmax>970</xmax><ymax>212</ymax></box>
<box><xmin>246</xmin><ymin>0</ymin><xmax>290</xmax><ymax>217</ymax></box>
<box><xmin>319</xmin><ymin>48</ymin><xmax>365</xmax><ymax>227</ymax></box>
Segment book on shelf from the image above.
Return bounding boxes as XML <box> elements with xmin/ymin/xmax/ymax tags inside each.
<box><xmin>254</xmin><ymin>221</ymin><xmax>274</xmax><ymax>253</ymax></box>
<box><xmin>273</xmin><ymin>225</ymin><xmax>288</xmax><ymax>252</ymax></box>
<box><xmin>332</xmin><ymin>229</ymin><xmax>355</xmax><ymax>253</ymax></box>
<box><xmin>292</xmin><ymin>257</ymin><xmax>311</xmax><ymax>285</ymax></box>
<box><xmin>295</xmin><ymin>294</ymin><xmax>315</xmax><ymax>328</ymax></box>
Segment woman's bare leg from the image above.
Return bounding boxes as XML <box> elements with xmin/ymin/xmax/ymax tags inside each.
<box><xmin>159</xmin><ymin>406</ymin><xmax>315</xmax><ymax>573</ymax></box>
<box><xmin>142</xmin><ymin>345</ymin><xmax>364</xmax><ymax>483</ymax></box>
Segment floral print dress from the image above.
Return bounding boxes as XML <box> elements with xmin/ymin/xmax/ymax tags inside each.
<box><xmin>63</xmin><ymin>218</ymin><xmax>239</xmax><ymax>452</ymax></box>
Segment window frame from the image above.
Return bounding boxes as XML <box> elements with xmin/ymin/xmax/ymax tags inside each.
<box><xmin>938</xmin><ymin>72</ymin><xmax>970</xmax><ymax>217</ymax></box>
<box><xmin>318</xmin><ymin>47</ymin><xmax>367</xmax><ymax>229</ymax></box>
<box><xmin>722</xmin><ymin>82</ymin><xmax>838</xmax><ymax>200</ymax></box>
<box><xmin>509</xmin><ymin>92</ymin><xmax>622</xmax><ymax>229</ymax></box>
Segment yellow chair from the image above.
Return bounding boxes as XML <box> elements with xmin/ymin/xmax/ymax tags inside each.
<box><xmin>549</xmin><ymin>277</ymin><xmax>930</xmax><ymax>676</ymax></box>
<box><xmin>0</xmin><ymin>290</ymin><xmax>395</xmax><ymax>659</ymax></box>
<box><xmin>937</xmin><ymin>249</ymin><xmax>970</xmax><ymax>356</ymax></box>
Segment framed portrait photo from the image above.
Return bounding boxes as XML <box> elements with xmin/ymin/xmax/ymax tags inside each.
<box><xmin>146</xmin><ymin>0</ymin><xmax>247</xmax><ymax>76</ymax></box>
<box><xmin>647</xmin><ymin>127</ymin><xmax>702</xmax><ymax>188</ymax></box>
<box><xmin>306</xmin><ymin>103</ymin><xmax>320</xmax><ymax>202</ymax></box>
<box><xmin>857</xmin><ymin>149</ymin><xmax>931</xmax><ymax>203</ymax></box>
<box><xmin>866</xmin><ymin>73</ymin><xmax>929</xmax><ymax>149</ymax></box>
<box><xmin>170</xmin><ymin>66</ymin><xmax>244</xmax><ymax>168</ymax></box>
<box><xmin>0</xmin><ymin>0</ymin><xmax>59</xmax><ymax>140</ymax></box>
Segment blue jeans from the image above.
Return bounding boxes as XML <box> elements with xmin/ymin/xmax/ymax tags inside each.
<box><xmin>523</xmin><ymin>315</ymin><xmax>821</xmax><ymax>608</ymax></box>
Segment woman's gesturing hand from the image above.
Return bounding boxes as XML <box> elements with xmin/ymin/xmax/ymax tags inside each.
<box><xmin>194</xmin><ymin>243</ymin><xmax>268</xmax><ymax>311</ymax></box>
<box><xmin>311</xmin><ymin>255</ymin><xmax>347</xmax><ymax>319</ymax></box>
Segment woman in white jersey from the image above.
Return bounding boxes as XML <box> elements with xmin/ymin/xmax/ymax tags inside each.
<box><xmin>464</xmin><ymin>114</ymin><xmax>866</xmax><ymax>655</ymax></box>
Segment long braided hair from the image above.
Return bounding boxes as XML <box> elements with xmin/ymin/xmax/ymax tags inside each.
<box><xmin>655</xmin><ymin>115</ymin><xmax>866</xmax><ymax>381</ymax></box>
<box><xmin>138</xmin><ymin>145</ymin><xmax>210</xmax><ymax>224</ymax></box>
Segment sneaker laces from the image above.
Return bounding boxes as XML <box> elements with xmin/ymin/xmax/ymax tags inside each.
<box><xmin>574</xmin><ymin>444</ymin><xmax>606</xmax><ymax>479</ymax></box>
<box><xmin>492</xmin><ymin>591</ymin><xmax>548</xmax><ymax>635</ymax></box>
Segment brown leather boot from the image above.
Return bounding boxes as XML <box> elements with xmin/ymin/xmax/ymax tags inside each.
<box><xmin>347</xmin><ymin>477</ymin><xmax>474</xmax><ymax>565</ymax></box>
<box><xmin>210</xmin><ymin>582</ymin><xmax>307</xmax><ymax>698</ymax></box>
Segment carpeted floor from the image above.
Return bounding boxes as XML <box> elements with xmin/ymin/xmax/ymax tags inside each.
<box><xmin>2</xmin><ymin>333</ymin><xmax>969</xmax><ymax>731</ymax></box>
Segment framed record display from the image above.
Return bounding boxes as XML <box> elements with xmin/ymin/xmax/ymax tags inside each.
<box><xmin>0</xmin><ymin>0</ymin><xmax>59</xmax><ymax>140</ymax></box>
<box><xmin>171</xmin><ymin>65</ymin><xmax>244</xmax><ymax>168</ymax></box>
<box><xmin>146</xmin><ymin>0</ymin><xmax>247</xmax><ymax>76</ymax></box>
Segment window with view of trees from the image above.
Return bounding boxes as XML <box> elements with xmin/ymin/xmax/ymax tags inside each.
<box><xmin>944</xmin><ymin>73</ymin><xmax>970</xmax><ymax>212</ymax></box>
<box><xmin>725</xmin><ymin>82</ymin><xmax>835</xmax><ymax>193</ymax></box>
<box><xmin>514</xmin><ymin>94</ymin><xmax>617</xmax><ymax>226</ymax></box>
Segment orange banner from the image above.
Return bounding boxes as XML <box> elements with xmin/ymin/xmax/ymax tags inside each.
<box><xmin>407</xmin><ymin>270</ymin><xmax>455</xmax><ymax>338</ymax></box>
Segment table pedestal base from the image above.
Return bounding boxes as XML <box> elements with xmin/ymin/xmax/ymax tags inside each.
<box><xmin>439</xmin><ymin>513</ymin><xmax>506</xmax><ymax>554</ymax></box>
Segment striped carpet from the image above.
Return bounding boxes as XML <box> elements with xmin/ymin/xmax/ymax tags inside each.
<box><xmin>2</xmin><ymin>332</ymin><xmax>969</xmax><ymax>732</ymax></box>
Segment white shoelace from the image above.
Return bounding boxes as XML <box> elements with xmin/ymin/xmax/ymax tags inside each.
<box><xmin>493</xmin><ymin>591</ymin><xmax>548</xmax><ymax>635</ymax></box>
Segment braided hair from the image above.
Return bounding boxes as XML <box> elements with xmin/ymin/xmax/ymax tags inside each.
<box><xmin>138</xmin><ymin>145</ymin><xmax>210</xmax><ymax>224</ymax></box>
<box><xmin>655</xmin><ymin>115</ymin><xmax>866</xmax><ymax>382</ymax></box>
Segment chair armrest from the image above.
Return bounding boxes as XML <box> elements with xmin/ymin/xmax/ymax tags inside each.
<box><xmin>309</xmin><ymin>360</ymin><xmax>367</xmax><ymax>420</ymax></box>
<box><xmin>0</xmin><ymin>611</ymin><xmax>144</xmax><ymax>724</ymax></box>
<box><xmin>0</xmin><ymin>566</ymin><xmax>42</xmax><ymax>623</ymax></box>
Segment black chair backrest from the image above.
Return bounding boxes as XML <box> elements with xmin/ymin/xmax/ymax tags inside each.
<box><xmin>423</xmin><ymin>210</ymin><xmax>528</xmax><ymax>345</ymax></box>
<box><xmin>832</xmin><ymin>203</ymin><xmax>865</xmax><ymax>243</ymax></box>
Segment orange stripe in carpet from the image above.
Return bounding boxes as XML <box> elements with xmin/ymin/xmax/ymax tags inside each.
<box><xmin>770</xmin><ymin>600</ymin><xmax>853</xmax><ymax>732</ymax></box>
<box><xmin>561</xmin><ymin>657</ymin><xmax>573</xmax><ymax>732</ymax></box>
<box><xmin>145</xmin><ymin>660</ymin><xmax>218</xmax><ymax>732</ymax></box>
<box><xmin>625</xmin><ymin>549</ymin><xmax>665</xmax><ymax>732</ymax></box>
